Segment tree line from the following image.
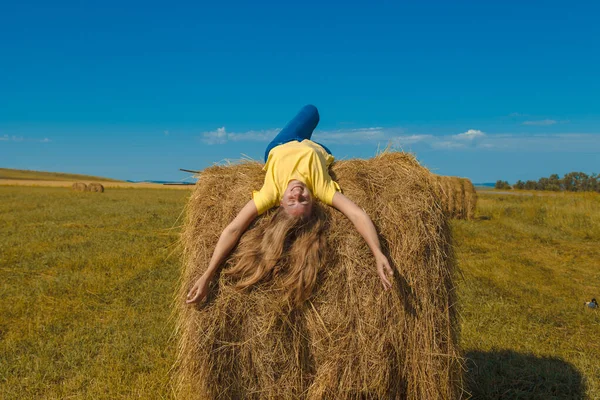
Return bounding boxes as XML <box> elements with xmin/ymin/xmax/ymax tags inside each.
<box><xmin>495</xmin><ymin>172</ymin><xmax>600</xmax><ymax>192</ymax></box>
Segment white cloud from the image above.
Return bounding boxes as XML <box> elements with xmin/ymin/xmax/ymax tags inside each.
<box><xmin>392</xmin><ymin>134</ymin><xmax>433</xmax><ymax>145</ymax></box>
<box><xmin>432</xmin><ymin>141</ymin><xmax>466</xmax><ymax>149</ymax></box>
<box><xmin>201</xmin><ymin>127</ymin><xmax>282</xmax><ymax>144</ymax></box>
<box><xmin>202</xmin><ymin>126</ymin><xmax>398</xmax><ymax>145</ymax></box>
<box><xmin>164</xmin><ymin>130</ymin><xmax>170</xmax><ymax>136</ymax></box>
<box><xmin>199</xmin><ymin>125</ymin><xmax>600</xmax><ymax>154</ymax></box>
<box><xmin>0</xmin><ymin>134</ymin><xmax>50</xmax><ymax>143</ymax></box>
<box><xmin>229</xmin><ymin>129</ymin><xmax>279</xmax><ymax>142</ymax></box>
<box><xmin>0</xmin><ymin>134</ymin><xmax>24</xmax><ymax>142</ymax></box>
<box><xmin>459</xmin><ymin>133</ymin><xmax>600</xmax><ymax>152</ymax></box>
<box><xmin>199</xmin><ymin>125</ymin><xmax>490</xmax><ymax>150</ymax></box>
<box><xmin>523</xmin><ymin>119</ymin><xmax>557</xmax><ymax>126</ymax></box>
<box><xmin>202</xmin><ymin>127</ymin><xmax>228</xmax><ymax>144</ymax></box>
<box><xmin>389</xmin><ymin>131</ymin><xmax>600</xmax><ymax>152</ymax></box>
<box><xmin>454</xmin><ymin>129</ymin><xmax>485</xmax><ymax>140</ymax></box>
<box><xmin>312</xmin><ymin>127</ymin><xmax>395</xmax><ymax>144</ymax></box>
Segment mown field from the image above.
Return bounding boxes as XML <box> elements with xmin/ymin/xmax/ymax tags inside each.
<box><xmin>0</xmin><ymin>168</ymin><xmax>123</xmax><ymax>182</ymax></box>
<box><xmin>0</xmin><ymin>187</ymin><xmax>187</xmax><ymax>399</ymax></box>
<box><xmin>456</xmin><ymin>192</ymin><xmax>600</xmax><ymax>398</ymax></box>
<box><xmin>1</xmin><ymin>186</ymin><xmax>599</xmax><ymax>399</ymax></box>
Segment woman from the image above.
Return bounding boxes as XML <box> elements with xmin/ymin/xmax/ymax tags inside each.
<box><xmin>186</xmin><ymin>105</ymin><xmax>393</xmax><ymax>304</ymax></box>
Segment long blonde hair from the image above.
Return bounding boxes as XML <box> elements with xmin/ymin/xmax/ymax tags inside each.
<box><xmin>222</xmin><ymin>206</ymin><xmax>329</xmax><ymax>306</ymax></box>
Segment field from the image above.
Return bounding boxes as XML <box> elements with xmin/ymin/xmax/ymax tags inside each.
<box><xmin>0</xmin><ymin>168</ymin><xmax>124</xmax><ymax>182</ymax></box>
<box><xmin>1</xmin><ymin>186</ymin><xmax>599</xmax><ymax>399</ymax></box>
<box><xmin>0</xmin><ymin>168</ymin><xmax>190</xmax><ymax>190</ymax></box>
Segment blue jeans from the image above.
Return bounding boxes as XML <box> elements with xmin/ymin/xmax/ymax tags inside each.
<box><xmin>264</xmin><ymin>104</ymin><xmax>332</xmax><ymax>162</ymax></box>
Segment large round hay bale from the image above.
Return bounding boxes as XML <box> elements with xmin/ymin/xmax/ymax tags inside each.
<box><xmin>176</xmin><ymin>152</ymin><xmax>463</xmax><ymax>399</ymax></box>
<box><xmin>71</xmin><ymin>182</ymin><xmax>88</xmax><ymax>191</ymax></box>
<box><xmin>460</xmin><ymin>178</ymin><xmax>477</xmax><ymax>220</ymax></box>
<box><xmin>451</xmin><ymin>177</ymin><xmax>466</xmax><ymax>219</ymax></box>
<box><xmin>442</xmin><ymin>176</ymin><xmax>455</xmax><ymax>217</ymax></box>
<box><xmin>432</xmin><ymin>175</ymin><xmax>451</xmax><ymax>216</ymax></box>
<box><xmin>432</xmin><ymin>176</ymin><xmax>476</xmax><ymax>220</ymax></box>
<box><xmin>88</xmin><ymin>183</ymin><xmax>105</xmax><ymax>193</ymax></box>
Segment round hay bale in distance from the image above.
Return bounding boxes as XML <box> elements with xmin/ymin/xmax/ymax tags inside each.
<box><xmin>432</xmin><ymin>175</ymin><xmax>450</xmax><ymax>216</ymax></box>
<box><xmin>176</xmin><ymin>152</ymin><xmax>463</xmax><ymax>400</ymax></box>
<box><xmin>460</xmin><ymin>178</ymin><xmax>477</xmax><ymax>220</ymax></box>
<box><xmin>71</xmin><ymin>182</ymin><xmax>88</xmax><ymax>191</ymax></box>
<box><xmin>451</xmin><ymin>177</ymin><xmax>466</xmax><ymax>219</ymax></box>
<box><xmin>431</xmin><ymin>175</ymin><xmax>476</xmax><ymax>220</ymax></box>
<box><xmin>88</xmin><ymin>183</ymin><xmax>105</xmax><ymax>193</ymax></box>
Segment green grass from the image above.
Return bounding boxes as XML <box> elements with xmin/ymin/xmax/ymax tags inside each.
<box><xmin>0</xmin><ymin>168</ymin><xmax>122</xmax><ymax>182</ymax></box>
<box><xmin>1</xmin><ymin>187</ymin><xmax>599</xmax><ymax>399</ymax></box>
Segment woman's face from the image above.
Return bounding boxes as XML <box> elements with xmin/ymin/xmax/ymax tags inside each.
<box><xmin>280</xmin><ymin>180</ymin><xmax>313</xmax><ymax>218</ymax></box>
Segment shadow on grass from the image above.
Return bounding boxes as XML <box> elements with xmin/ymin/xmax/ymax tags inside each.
<box><xmin>465</xmin><ymin>350</ymin><xmax>585</xmax><ymax>399</ymax></box>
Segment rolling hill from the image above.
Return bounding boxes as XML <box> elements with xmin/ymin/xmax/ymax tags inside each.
<box><xmin>0</xmin><ymin>168</ymin><xmax>123</xmax><ymax>182</ymax></box>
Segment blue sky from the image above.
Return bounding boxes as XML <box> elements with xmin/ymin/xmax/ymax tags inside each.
<box><xmin>1</xmin><ymin>0</ymin><xmax>599</xmax><ymax>183</ymax></box>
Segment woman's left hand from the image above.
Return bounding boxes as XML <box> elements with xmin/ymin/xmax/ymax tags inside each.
<box><xmin>375</xmin><ymin>253</ymin><xmax>394</xmax><ymax>290</ymax></box>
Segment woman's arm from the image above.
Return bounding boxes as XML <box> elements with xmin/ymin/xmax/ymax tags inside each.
<box><xmin>331</xmin><ymin>192</ymin><xmax>394</xmax><ymax>290</ymax></box>
<box><xmin>186</xmin><ymin>200</ymin><xmax>258</xmax><ymax>304</ymax></box>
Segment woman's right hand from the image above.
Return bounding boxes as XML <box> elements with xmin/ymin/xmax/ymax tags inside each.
<box><xmin>186</xmin><ymin>274</ymin><xmax>212</xmax><ymax>304</ymax></box>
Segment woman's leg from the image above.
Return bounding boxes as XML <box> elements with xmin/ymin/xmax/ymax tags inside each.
<box><xmin>264</xmin><ymin>105</ymin><xmax>320</xmax><ymax>161</ymax></box>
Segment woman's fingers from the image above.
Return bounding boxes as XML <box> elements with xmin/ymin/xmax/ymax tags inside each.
<box><xmin>186</xmin><ymin>283</ymin><xmax>200</xmax><ymax>304</ymax></box>
<box><xmin>185</xmin><ymin>291</ymin><xmax>197</xmax><ymax>304</ymax></box>
<box><xmin>377</xmin><ymin>255</ymin><xmax>394</xmax><ymax>290</ymax></box>
<box><xmin>381</xmin><ymin>280</ymin><xmax>388</xmax><ymax>291</ymax></box>
<box><xmin>379</xmin><ymin>271</ymin><xmax>392</xmax><ymax>290</ymax></box>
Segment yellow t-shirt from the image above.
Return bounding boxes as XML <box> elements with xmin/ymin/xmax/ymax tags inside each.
<box><xmin>252</xmin><ymin>140</ymin><xmax>341</xmax><ymax>215</ymax></box>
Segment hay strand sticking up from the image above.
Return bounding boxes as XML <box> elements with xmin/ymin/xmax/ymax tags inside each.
<box><xmin>175</xmin><ymin>152</ymin><xmax>463</xmax><ymax>399</ymax></box>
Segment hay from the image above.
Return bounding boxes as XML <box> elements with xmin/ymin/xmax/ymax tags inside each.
<box><xmin>460</xmin><ymin>179</ymin><xmax>477</xmax><ymax>220</ymax></box>
<box><xmin>445</xmin><ymin>178</ymin><xmax>454</xmax><ymax>217</ymax></box>
<box><xmin>451</xmin><ymin>178</ymin><xmax>466</xmax><ymax>219</ymax></box>
<box><xmin>432</xmin><ymin>176</ymin><xmax>477</xmax><ymax>220</ymax></box>
<box><xmin>432</xmin><ymin>175</ymin><xmax>449</xmax><ymax>216</ymax></box>
<box><xmin>71</xmin><ymin>182</ymin><xmax>88</xmax><ymax>191</ymax></box>
<box><xmin>432</xmin><ymin>176</ymin><xmax>454</xmax><ymax>217</ymax></box>
<box><xmin>176</xmin><ymin>152</ymin><xmax>463</xmax><ymax>399</ymax></box>
<box><xmin>88</xmin><ymin>183</ymin><xmax>105</xmax><ymax>193</ymax></box>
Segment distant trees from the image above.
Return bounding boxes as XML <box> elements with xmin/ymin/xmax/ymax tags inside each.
<box><xmin>524</xmin><ymin>180</ymin><xmax>538</xmax><ymax>190</ymax></box>
<box><xmin>513</xmin><ymin>180</ymin><xmax>524</xmax><ymax>190</ymax></box>
<box><xmin>547</xmin><ymin>174</ymin><xmax>561</xmax><ymax>191</ymax></box>
<box><xmin>495</xmin><ymin>180</ymin><xmax>512</xmax><ymax>190</ymax></box>
<box><xmin>506</xmin><ymin>172</ymin><xmax>600</xmax><ymax>192</ymax></box>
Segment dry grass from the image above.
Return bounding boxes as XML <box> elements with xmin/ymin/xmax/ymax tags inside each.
<box><xmin>175</xmin><ymin>152</ymin><xmax>463</xmax><ymax>399</ymax></box>
<box><xmin>0</xmin><ymin>186</ymin><xmax>189</xmax><ymax>399</ymax></box>
<box><xmin>0</xmin><ymin>167</ymin><xmax>123</xmax><ymax>182</ymax></box>
<box><xmin>456</xmin><ymin>191</ymin><xmax>600</xmax><ymax>398</ymax></box>
<box><xmin>3</xmin><ymin>185</ymin><xmax>599</xmax><ymax>398</ymax></box>
<box><xmin>0</xmin><ymin>179</ymin><xmax>191</xmax><ymax>190</ymax></box>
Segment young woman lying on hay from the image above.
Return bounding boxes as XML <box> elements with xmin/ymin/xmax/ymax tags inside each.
<box><xmin>186</xmin><ymin>104</ymin><xmax>394</xmax><ymax>305</ymax></box>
